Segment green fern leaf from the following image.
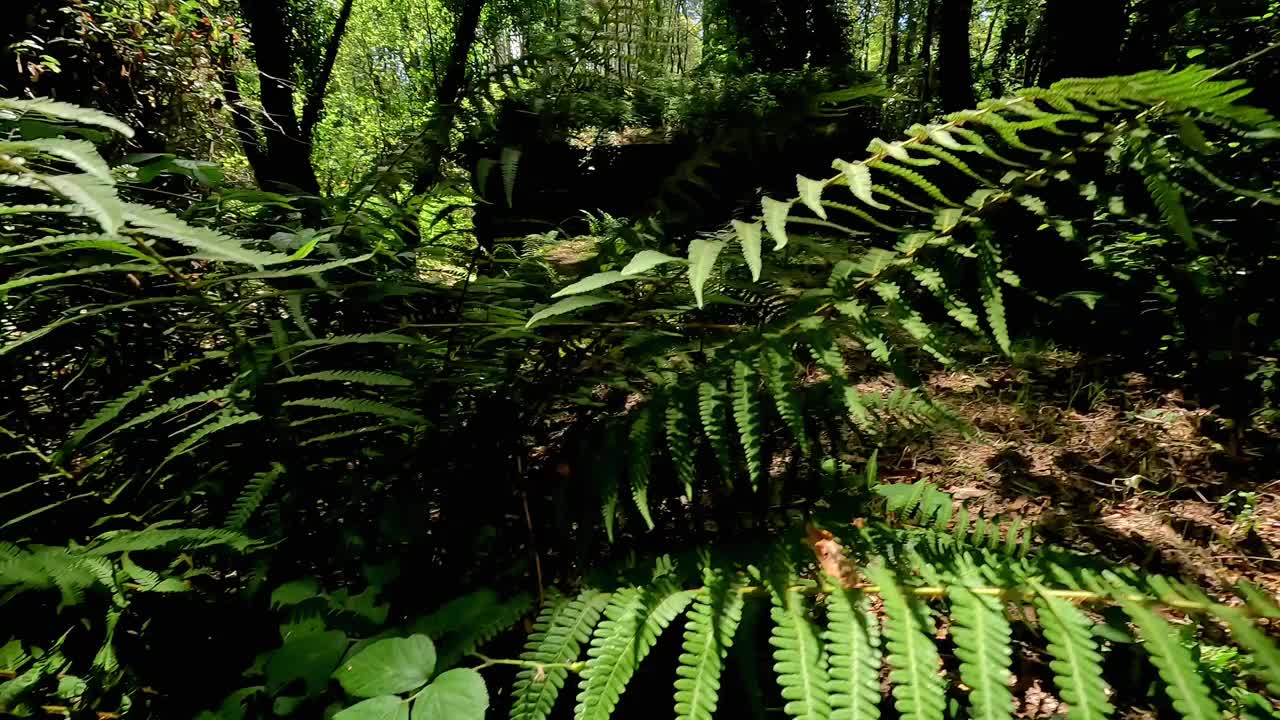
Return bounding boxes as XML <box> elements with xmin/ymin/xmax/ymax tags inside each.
<box><xmin>835</xmin><ymin>160</ymin><xmax>890</xmax><ymax>210</ymax></box>
<box><xmin>1143</xmin><ymin>173</ymin><xmax>1196</xmax><ymax>249</ymax></box>
<box><xmin>160</xmin><ymin>411</ymin><xmax>262</xmax><ymax>467</ymax></box>
<box><xmin>697</xmin><ymin>380</ymin><xmax>736</xmax><ymax>486</ymax></box>
<box><xmin>770</xmin><ymin>585</ymin><xmax>831</xmax><ymax>720</ymax></box>
<box><xmin>674</xmin><ymin>573</ymin><xmax>745</xmax><ymax>720</ymax></box>
<box><xmin>733</xmin><ymin>219</ymin><xmax>764</xmax><ymax>282</ymax></box>
<box><xmin>552</xmin><ymin>271</ymin><xmax>630</xmax><ymax>299</ymax></box>
<box><xmin>868</xmin><ymin>162</ymin><xmax>959</xmax><ymax>207</ymax></box>
<box><xmin>762</xmin><ymin>197</ymin><xmax>792</xmax><ymax>250</ymax></box>
<box><xmin>511</xmin><ymin>591</ymin><xmax>609</xmax><ymax>720</ymax></box>
<box><xmin>628</xmin><ymin>404</ymin><xmax>658</xmax><ymax>530</ymax></box>
<box><xmin>225</xmin><ymin>463</ymin><xmax>286</xmax><ymax>532</ymax></box>
<box><xmin>2</xmin><ymin>139</ymin><xmax>113</xmax><ymax>183</ymax></box>
<box><xmin>823</xmin><ymin>588</ymin><xmax>881</xmax><ymax>720</ymax></box>
<box><xmin>665</xmin><ymin>392</ymin><xmax>698</xmax><ymax>499</ymax></box>
<box><xmin>950</xmin><ymin>584</ymin><xmax>1014</xmax><ymax>720</ymax></box>
<box><xmin>501</xmin><ymin>146</ymin><xmax>522</xmax><ymax>208</ymax></box>
<box><xmin>1210</xmin><ymin>604</ymin><xmax>1280</xmax><ymax>695</ymax></box>
<box><xmin>108</xmin><ymin>387</ymin><xmax>232</xmax><ymax>437</ymax></box>
<box><xmin>279</xmin><ymin>371</ymin><xmax>412</xmax><ymax>387</ymax></box>
<box><xmin>1121</xmin><ymin>600</ymin><xmax>1218</xmax><ymax>720</ymax></box>
<box><xmin>797</xmin><ymin>175</ymin><xmax>829</xmax><ymax>220</ymax></box>
<box><xmin>688</xmin><ymin>239</ymin><xmax>725</xmax><ymax>309</ymax></box>
<box><xmin>976</xmin><ymin>235</ymin><xmax>1012</xmax><ymax>355</ymax></box>
<box><xmin>574</xmin><ymin>585</ymin><xmax>695</xmax><ymax>720</ymax></box>
<box><xmin>1033</xmin><ymin>585</ymin><xmax>1113</xmax><ymax>720</ymax></box>
<box><xmin>0</xmin><ymin>98</ymin><xmax>135</xmax><ymax>137</ymax></box>
<box><xmin>761</xmin><ymin>347</ymin><xmax>809</xmax><ymax>454</ymax></box>
<box><xmin>867</xmin><ymin>564</ymin><xmax>945</xmax><ymax>720</ymax></box>
<box><xmin>122</xmin><ymin>203</ymin><xmax>290</xmax><ymax>267</ymax></box>
<box><xmin>732</xmin><ymin>361</ymin><xmax>764</xmax><ymax>491</ymax></box>
<box><xmin>284</xmin><ymin>398</ymin><xmax>426</xmax><ymax>424</ymax></box>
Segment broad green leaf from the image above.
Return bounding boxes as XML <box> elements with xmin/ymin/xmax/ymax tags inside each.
<box><xmin>335</xmin><ymin>696</ymin><xmax>409</xmax><ymax>720</ymax></box>
<box><xmin>687</xmin><ymin>239</ymin><xmax>725</xmax><ymax>309</ymax></box>
<box><xmin>266</xmin><ymin>630</ymin><xmax>348</xmax><ymax>697</ymax></box>
<box><xmin>835</xmin><ymin>160</ymin><xmax>889</xmax><ymax>210</ymax></box>
<box><xmin>733</xmin><ymin>219</ymin><xmax>763</xmax><ymax>281</ymax></box>
<box><xmin>551</xmin><ymin>271</ymin><xmax>629</xmax><ymax>298</ymax></box>
<box><xmin>334</xmin><ymin>634</ymin><xmax>436</xmax><ymax>698</ymax></box>
<box><xmin>762</xmin><ymin>197</ymin><xmax>792</xmax><ymax>249</ymax></box>
<box><xmin>526</xmin><ymin>295</ymin><xmax>616</xmax><ymax>328</ymax></box>
<box><xmin>411</xmin><ymin>668</ymin><xmax>488</xmax><ymax>720</ymax></box>
<box><xmin>621</xmin><ymin>250</ymin><xmax>684</xmax><ymax>276</ymax></box>
<box><xmin>796</xmin><ymin>175</ymin><xmax>828</xmax><ymax>219</ymax></box>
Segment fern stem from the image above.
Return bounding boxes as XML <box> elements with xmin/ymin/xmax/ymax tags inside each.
<box><xmin>735</xmin><ymin>584</ymin><xmax>1212</xmax><ymax>613</ymax></box>
<box><xmin>470</xmin><ymin>652</ymin><xmax>587</xmax><ymax>674</ymax></box>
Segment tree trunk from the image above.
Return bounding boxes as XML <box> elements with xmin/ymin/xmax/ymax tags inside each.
<box><xmin>301</xmin><ymin>0</ymin><xmax>356</xmax><ymax>141</ymax></box>
<box><xmin>1039</xmin><ymin>0</ymin><xmax>1128</xmax><ymax>83</ymax></box>
<box><xmin>886</xmin><ymin>0</ymin><xmax>902</xmax><ymax>78</ymax></box>
<box><xmin>903</xmin><ymin>0</ymin><xmax>920</xmax><ymax>71</ymax></box>
<box><xmin>240</xmin><ymin>0</ymin><xmax>320</xmax><ymax>194</ymax></box>
<box><xmin>938</xmin><ymin>0</ymin><xmax>974</xmax><ymax>111</ymax></box>
<box><xmin>918</xmin><ymin>0</ymin><xmax>938</xmax><ymax>111</ymax></box>
<box><xmin>990</xmin><ymin>4</ymin><xmax>1028</xmax><ymax>96</ymax></box>
<box><xmin>411</xmin><ymin>0</ymin><xmax>487</xmax><ymax>195</ymax></box>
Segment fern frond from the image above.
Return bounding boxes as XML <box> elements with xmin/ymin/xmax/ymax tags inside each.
<box><xmin>1143</xmin><ymin>173</ymin><xmax>1196</xmax><ymax>249</ymax></box>
<box><xmin>664</xmin><ymin>392</ymin><xmax>698</xmax><ymax>499</ymax></box>
<box><xmin>86</xmin><ymin>527</ymin><xmax>252</xmax><ymax>556</ymax></box>
<box><xmin>278</xmin><ymin>371</ymin><xmax>412</xmax><ymax>387</ymax></box>
<box><xmin>770</xmin><ymin>585</ymin><xmax>831</xmax><ymax>720</ymax></box>
<box><xmin>0</xmin><ymin>97</ymin><xmax>135</xmax><ymax>137</ymax></box>
<box><xmin>762</xmin><ymin>347</ymin><xmax>810</xmax><ymax>454</ymax></box>
<box><xmin>732</xmin><ymin>361</ymin><xmax>764</xmax><ymax>491</ymax></box>
<box><xmin>867</xmin><ymin>564</ymin><xmax>945</xmax><ymax>720</ymax></box>
<box><xmin>109</xmin><ymin>387</ymin><xmax>232</xmax><ymax>437</ymax></box>
<box><xmin>1122</xmin><ymin>600</ymin><xmax>1218</xmax><ymax>720</ymax></box>
<box><xmin>674</xmin><ymin>573</ymin><xmax>745</xmax><ymax>720</ymax></box>
<box><xmin>697</xmin><ymin>380</ymin><xmax>736</xmax><ymax>487</ymax></box>
<box><xmin>976</xmin><ymin>234</ymin><xmax>1012</xmax><ymax>355</ymax></box>
<box><xmin>574</xmin><ymin>585</ymin><xmax>694</xmax><ymax>720</ymax></box>
<box><xmin>225</xmin><ymin>463</ymin><xmax>286</xmax><ymax>532</ymax></box>
<box><xmin>823</xmin><ymin>588</ymin><xmax>881</xmax><ymax>720</ymax></box>
<box><xmin>1033</xmin><ymin>584</ymin><xmax>1113</xmax><ymax>720</ymax></box>
<box><xmin>950</xmin><ymin>583</ymin><xmax>1014</xmax><ymax>720</ymax></box>
<box><xmin>628</xmin><ymin>404</ymin><xmax>658</xmax><ymax>530</ymax></box>
<box><xmin>283</xmin><ymin>398</ymin><xmax>425</xmax><ymax>424</ymax></box>
<box><xmin>512</xmin><ymin>590</ymin><xmax>609</xmax><ymax>720</ymax></box>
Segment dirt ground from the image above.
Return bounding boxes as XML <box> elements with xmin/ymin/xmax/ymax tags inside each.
<box><xmin>877</xmin><ymin>351</ymin><xmax>1280</xmax><ymax>599</ymax></box>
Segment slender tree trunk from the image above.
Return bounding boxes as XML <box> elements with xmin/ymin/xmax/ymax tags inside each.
<box><xmin>301</xmin><ymin>0</ymin><xmax>355</xmax><ymax>141</ymax></box>
<box><xmin>219</xmin><ymin>62</ymin><xmax>267</xmax><ymax>188</ymax></box>
<box><xmin>918</xmin><ymin>0</ymin><xmax>937</xmax><ymax>111</ymax></box>
<box><xmin>1039</xmin><ymin>0</ymin><xmax>1128</xmax><ymax>83</ymax></box>
<box><xmin>240</xmin><ymin>0</ymin><xmax>320</xmax><ymax>194</ymax></box>
<box><xmin>976</xmin><ymin>2</ymin><xmax>1000</xmax><ymax>71</ymax></box>
<box><xmin>990</xmin><ymin>5</ymin><xmax>1027</xmax><ymax>96</ymax></box>
<box><xmin>412</xmin><ymin>0</ymin><xmax>487</xmax><ymax>195</ymax></box>
<box><xmin>938</xmin><ymin>0</ymin><xmax>975</xmax><ymax>111</ymax></box>
<box><xmin>903</xmin><ymin>0</ymin><xmax>920</xmax><ymax>71</ymax></box>
<box><xmin>886</xmin><ymin>0</ymin><xmax>902</xmax><ymax>77</ymax></box>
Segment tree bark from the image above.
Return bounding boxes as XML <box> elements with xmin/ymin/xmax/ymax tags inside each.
<box><xmin>240</xmin><ymin>0</ymin><xmax>321</xmax><ymax>194</ymax></box>
<box><xmin>938</xmin><ymin>0</ymin><xmax>974</xmax><ymax>111</ymax></box>
<box><xmin>990</xmin><ymin>4</ymin><xmax>1028</xmax><ymax>96</ymax></box>
<box><xmin>1039</xmin><ymin>0</ymin><xmax>1128</xmax><ymax>83</ymax></box>
<box><xmin>411</xmin><ymin>0</ymin><xmax>487</xmax><ymax>195</ymax></box>
<box><xmin>918</xmin><ymin>0</ymin><xmax>937</xmax><ymax>111</ymax></box>
<box><xmin>886</xmin><ymin>0</ymin><xmax>902</xmax><ymax>77</ymax></box>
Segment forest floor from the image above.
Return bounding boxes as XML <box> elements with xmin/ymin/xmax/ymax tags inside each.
<box><xmin>877</xmin><ymin>349</ymin><xmax>1280</xmax><ymax>599</ymax></box>
<box><xmin>867</xmin><ymin>352</ymin><xmax>1280</xmax><ymax>718</ymax></box>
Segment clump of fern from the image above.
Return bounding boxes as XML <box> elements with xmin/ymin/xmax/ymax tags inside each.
<box><xmin>503</xmin><ymin>479</ymin><xmax>1280</xmax><ymax>720</ymax></box>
